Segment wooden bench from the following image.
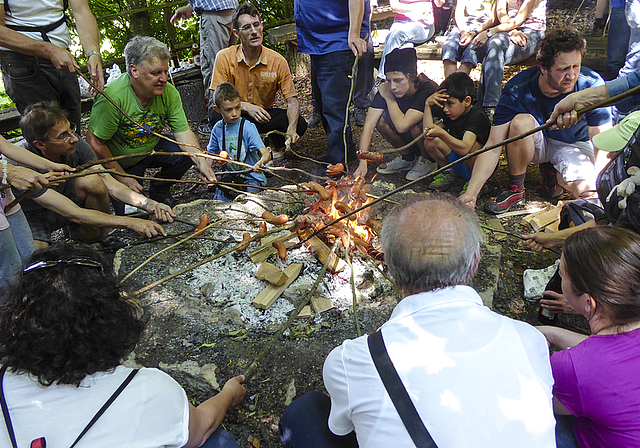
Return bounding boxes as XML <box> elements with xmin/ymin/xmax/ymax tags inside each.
<box><xmin>267</xmin><ymin>20</ymin><xmax>608</xmax><ymax>75</ymax></box>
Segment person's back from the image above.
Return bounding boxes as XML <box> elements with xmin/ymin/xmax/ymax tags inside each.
<box><xmin>324</xmin><ymin>285</ymin><xmax>556</xmax><ymax>448</ymax></box>
<box><xmin>3</xmin><ymin>366</ymin><xmax>190</xmax><ymax>447</ymax></box>
<box><xmin>279</xmin><ymin>194</ymin><xmax>556</xmax><ymax>448</ymax></box>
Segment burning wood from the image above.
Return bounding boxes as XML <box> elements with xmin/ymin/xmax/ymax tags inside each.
<box><xmin>293</xmin><ymin>176</ymin><xmax>381</xmax><ymax>258</ymax></box>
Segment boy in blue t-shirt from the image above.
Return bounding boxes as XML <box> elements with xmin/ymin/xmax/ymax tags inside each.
<box><xmin>207</xmin><ymin>83</ymin><xmax>271</xmax><ymax>202</ymax></box>
<box><xmin>423</xmin><ymin>73</ymin><xmax>491</xmax><ymax>192</ymax></box>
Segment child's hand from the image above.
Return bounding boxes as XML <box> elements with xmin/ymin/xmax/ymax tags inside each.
<box><xmin>426</xmin><ymin>89</ymin><xmax>448</xmax><ymax>108</ymax></box>
<box><xmin>424</xmin><ymin>124</ymin><xmax>443</xmax><ymax>140</ymax></box>
<box><xmin>378</xmin><ymin>82</ymin><xmax>395</xmax><ymax>101</ymax></box>
<box><xmin>253</xmin><ymin>161</ymin><xmax>263</xmax><ymax>172</ymax></box>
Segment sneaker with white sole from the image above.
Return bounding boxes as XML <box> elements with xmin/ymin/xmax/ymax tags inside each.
<box><xmin>427</xmin><ymin>171</ymin><xmax>466</xmax><ymax>191</ymax></box>
<box><xmin>406</xmin><ymin>156</ymin><xmax>437</xmax><ymax>181</ymax></box>
<box><xmin>376</xmin><ymin>155</ymin><xmax>416</xmax><ymax>174</ymax></box>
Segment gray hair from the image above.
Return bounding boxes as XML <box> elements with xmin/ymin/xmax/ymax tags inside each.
<box><xmin>381</xmin><ymin>193</ymin><xmax>483</xmax><ymax>293</ymax></box>
<box><xmin>124</xmin><ymin>36</ymin><xmax>170</xmax><ymax>74</ymax></box>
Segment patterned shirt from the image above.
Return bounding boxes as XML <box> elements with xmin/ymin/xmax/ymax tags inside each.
<box><xmin>188</xmin><ymin>0</ymin><xmax>237</xmax><ymax>12</ymax></box>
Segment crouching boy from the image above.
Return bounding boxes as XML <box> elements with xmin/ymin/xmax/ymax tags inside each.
<box><xmin>423</xmin><ymin>72</ymin><xmax>491</xmax><ymax>192</ymax></box>
<box><xmin>207</xmin><ymin>83</ymin><xmax>271</xmax><ymax>202</ymax></box>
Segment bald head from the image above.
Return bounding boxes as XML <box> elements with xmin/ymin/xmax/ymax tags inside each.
<box><xmin>381</xmin><ymin>193</ymin><xmax>482</xmax><ymax>294</ymax></box>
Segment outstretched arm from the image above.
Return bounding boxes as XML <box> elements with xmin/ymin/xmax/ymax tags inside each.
<box><xmin>184</xmin><ymin>375</ymin><xmax>246</xmax><ymax>448</ymax></box>
<box><xmin>34</xmin><ymin>189</ymin><xmax>167</xmax><ymax>237</ymax></box>
<box><xmin>459</xmin><ymin>123</ymin><xmax>509</xmax><ymax>207</ymax></box>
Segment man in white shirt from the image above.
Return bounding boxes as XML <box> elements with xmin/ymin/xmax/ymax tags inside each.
<box><xmin>279</xmin><ymin>193</ymin><xmax>557</xmax><ymax>448</ymax></box>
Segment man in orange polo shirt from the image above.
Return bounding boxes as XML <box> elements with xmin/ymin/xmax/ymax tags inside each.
<box><xmin>209</xmin><ymin>3</ymin><xmax>306</xmax><ymax>152</ymax></box>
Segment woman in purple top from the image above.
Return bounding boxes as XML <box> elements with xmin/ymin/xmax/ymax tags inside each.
<box><xmin>538</xmin><ymin>226</ymin><xmax>640</xmax><ymax>448</ymax></box>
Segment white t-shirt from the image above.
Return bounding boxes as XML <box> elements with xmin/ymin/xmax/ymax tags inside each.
<box><xmin>0</xmin><ymin>0</ymin><xmax>71</xmax><ymax>50</ymax></box>
<box><xmin>324</xmin><ymin>285</ymin><xmax>556</xmax><ymax>448</ymax></box>
<box><xmin>1</xmin><ymin>365</ymin><xmax>190</xmax><ymax>447</ymax></box>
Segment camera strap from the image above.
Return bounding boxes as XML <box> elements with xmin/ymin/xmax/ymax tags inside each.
<box><xmin>0</xmin><ymin>365</ymin><xmax>139</xmax><ymax>448</ymax></box>
<box><xmin>367</xmin><ymin>330</ymin><xmax>438</xmax><ymax>448</ymax></box>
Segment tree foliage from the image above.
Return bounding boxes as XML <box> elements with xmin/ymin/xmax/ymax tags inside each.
<box><xmin>70</xmin><ymin>0</ymin><xmax>293</xmax><ymax>65</ymax></box>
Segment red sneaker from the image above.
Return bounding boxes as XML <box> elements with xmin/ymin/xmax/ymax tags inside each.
<box><xmin>540</xmin><ymin>163</ymin><xmax>563</xmax><ymax>199</ymax></box>
<box><xmin>485</xmin><ymin>185</ymin><xmax>525</xmax><ymax>214</ymax></box>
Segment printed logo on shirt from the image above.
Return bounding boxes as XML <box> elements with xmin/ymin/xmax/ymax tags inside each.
<box><xmin>260</xmin><ymin>72</ymin><xmax>277</xmax><ymax>78</ymax></box>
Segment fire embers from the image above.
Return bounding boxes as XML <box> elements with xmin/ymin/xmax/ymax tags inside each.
<box><xmin>295</xmin><ymin>176</ymin><xmax>382</xmax><ymax>256</ymax></box>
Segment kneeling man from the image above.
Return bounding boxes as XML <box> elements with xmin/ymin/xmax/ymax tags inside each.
<box><xmin>87</xmin><ymin>36</ymin><xmax>216</xmax><ymax>212</ymax></box>
<box><xmin>460</xmin><ymin>28</ymin><xmax>612</xmax><ymax>214</ymax></box>
<box><xmin>280</xmin><ymin>193</ymin><xmax>556</xmax><ymax>448</ymax></box>
<box><xmin>14</xmin><ymin>102</ymin><xmax>174</xmax><ymax>248</ymax></box>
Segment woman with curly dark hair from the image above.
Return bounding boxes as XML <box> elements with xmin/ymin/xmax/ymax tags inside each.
<box><xmin>0</xmin><ymin>243</ymin><xmax>245</xmax><ymax>448</ymax></box>
<box><xmin>538</xmin><ymin>226</ymin><xmax>640</xmax><ymax>448</ymax></box>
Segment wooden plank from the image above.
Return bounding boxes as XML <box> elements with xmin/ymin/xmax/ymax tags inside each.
<box><xmin>252</xmin><ymin>263</ymin><xmax>303</xmax><ymax>310</ymax></box>
<box><xmin>249</xmin><ymin>232</ymin><xmax>299</xmax><ymax>264</ymax></box>
<box><xmin>523</xmin><ymin>205</ymin><xmax>562</xmax><ymax>232</ymax></box>
<box><xmin>297</xmin><ymin>305</ymin><xmax>313</xmax><ymax>318</ymax></box>
<box><xmin>303</xmin><ymin>235</ymin><xmax>345</xmax><ymax>273</ymax></box>
<box><xmin>255</xmin><ymin>262</ymin><xmax>289</xmax><ymax>286</ymax></box>
<box><xmin>486</xmin><ymin>218</ymin><xmax>506</xmax><ymax>240</ymax></box>
<box><xmin>310</xmin><ymin>295</ymin><xmax>334</xmax><ymax>313</ymax></box>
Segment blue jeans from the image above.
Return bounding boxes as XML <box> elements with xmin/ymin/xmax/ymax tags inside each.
<box><xmin>555</xmin><ymin>415</ymin><xmax>580</xmax><ymax>448</ymax></box>
<box><xmin>311</xmin><ymin>50</ymin><xmax>357</xmax><ymax>164</ymax></box>
<box><xmin>467</xmin><ymin>29</ymin><xmax>544</xmax><ymax>107</ymax></box>
<box><xmin>354</xmin><ymin>34</ymin><xmax>375</xmax><ymax>110</ymax></box>
<box><xmin>213</xmin><ymin>172</ymin><xmax>261</xmax><ymax>202</ymax></box>
<box><xmin>379</xmin><ymin>20</ymin><xmax>435</xmax><ymax>78</ymax></box>
<box><xmin>605</xmin><ymin>7</ymin><xmax>631</xmax><ymax>80</ymax></box>
<box><xmin>112</xmin><ymin>135</ymin><xmax>193</xmax><ymax>214</ymax></box>
<box><xmin>0</xmin><ymin>209</ymin><xmax>36</xmax><ymax>296</ymax></box>
<box><xmin>621</xmin><ymin>0</ymin><xmax>640</xmax><ymax>79</ymax></box>
<box><xmin>442</xmin><ymin>28</ymin><xmax>471</xmax><ymax>63</ymax></box>
<box><xmin>279</xmin><ymin>391</ymin><xmax>358</xmax><ymax>448</ymax></box>
<box><xmin>200</xmin><ymin>428</ymin><xmax>242</xmax><ymax>448</ymax></box>
<box><xmin>0</xmin><ymin>51</ymin><xmax>82</xmax><ymax>131</ymax></box>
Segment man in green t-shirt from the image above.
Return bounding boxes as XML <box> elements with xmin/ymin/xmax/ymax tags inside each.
<box><xmin>87</xmin><ymin>36</ymin><xmax>216</xmax><ymax>211</ymax></box>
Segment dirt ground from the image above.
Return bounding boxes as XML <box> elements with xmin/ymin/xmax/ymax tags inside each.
<box><xmin>92</xmin><ymin>4</ymin><xmax>600</xmax><ymax>446</ymax></box>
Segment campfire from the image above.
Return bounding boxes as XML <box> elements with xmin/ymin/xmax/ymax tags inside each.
<box><xmin>295</xmin><ymin>176</ymin><xmax>382</xmax><ymax>257</ymax></box>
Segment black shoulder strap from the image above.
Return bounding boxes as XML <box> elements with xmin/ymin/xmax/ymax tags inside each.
<box><xmin>69</xmin><ymin>369</ymin><xmax>139</xmax><ymax>448</ymax></box>
<box><xmin>367</xmin><ymin>331</ymin><xmax>438</xmax><ymax>448</ymax></box>
<box><xmin>0</xmin><ymin>365</ymin><xmax>139</xmax><ymax>448</ymax></box>
<box><xmin>221</xmin><ymin>118</ymin><xmax>246</xmax><ymax>167</ymax></box>
<box><xmin>0</xmin><ymin>365</ymin><xmax>18</xmax><ymax>448</ymax></box>
<box><xmin>4</xmin><ymin>0</ymin><xmax>70</xmax><ymax>43</ymax></box>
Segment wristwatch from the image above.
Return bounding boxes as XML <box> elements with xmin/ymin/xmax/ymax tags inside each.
<box><xmin>486</xmin><ymin>29</ymin><xmax>493</xmax><ymax>38</ymax></box>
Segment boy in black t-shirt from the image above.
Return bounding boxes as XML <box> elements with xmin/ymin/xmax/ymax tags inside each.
<box><xmin>423</xmin><ymin>72</ymin><xmax>491</xmax><ymax>192</ymax></box>
<box><xmin>353</xmin><ymin>48</ymin><xmax>439</xmax><ymax>180</ymax></box>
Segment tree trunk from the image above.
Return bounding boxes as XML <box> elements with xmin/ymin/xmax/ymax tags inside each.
<box><xmin>127</xmin><ymin>0</ymin><xmax>152</xmax><ymax>37</ymax></box>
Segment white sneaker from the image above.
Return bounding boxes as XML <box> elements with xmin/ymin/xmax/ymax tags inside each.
<box><xmin>405</xmin><ymin>157</ymin><xmax>437</xmax><ymax>181</ymax></box>
<box><xmin>376</xmin><ymin>155</ymin><xmax>416</xmax><ymax>174</ymax></box>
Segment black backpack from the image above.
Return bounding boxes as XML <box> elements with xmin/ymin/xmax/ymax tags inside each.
<box><xmin>558</xmin><ymin>197</ymin><xmax>607</xmax><ymax>230</ymax></box>
<box><xmin>595</xmin><ymin>122</ymin><xmax>640</xmax><ymax>233</ymax></box>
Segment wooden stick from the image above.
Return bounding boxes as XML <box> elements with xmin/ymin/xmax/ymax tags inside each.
<box><xmin>344</xmin><ymin>234</ymin><xmax>362</xmax><ymax>337</ymax></box>
<box><xmin>131</xmin><ymin>223</ymin><xmax>296</xmax><ymax>296</ymax></box>
<box><xmin>243</xmin><ymin>240</ymin><xmax>339</xmax><ymax>380</ymax></box>
<box><xmin>479</xmin><ymin>224</ymin><xmax>562</xmax><ymax>255</ymax></box>
<box><xmin>120</xmin><ymin>219</ymin><xmax>224</xmax><ymax>283</ymax></box>
<box><xmin>298</xmin><ymin>88</ymin><xmax>640</xmax><ymax>247</ymax></box>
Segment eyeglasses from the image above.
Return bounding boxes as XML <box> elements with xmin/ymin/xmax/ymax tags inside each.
<box><xmin>23</xmin><ymin>257</ymin><xmax>103</xmax><ymax>274</ymax></box>
<box><xmin>46</xmin><ymin>124</ymin><xmax>77</xmax><ymax>143</ymax></box>
<box><xmin>238</xmin><ymin>21</ymin><xmax>261</xmax><ymax>32</ymax></box>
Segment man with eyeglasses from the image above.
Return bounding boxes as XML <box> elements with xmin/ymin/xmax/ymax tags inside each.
<box><xmin>209</xmin><ymin>2</ymin><xmax>306</xmax><ymax>155</ymax></box>
<box><xmin>10</xmin><ymin>101</ymin><xmax>175</xmax><ymax>249</ymax></box>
